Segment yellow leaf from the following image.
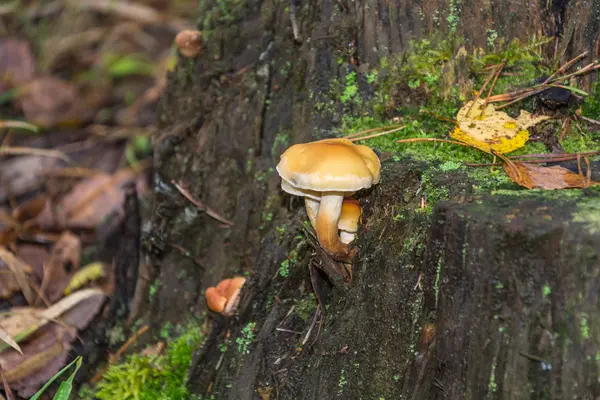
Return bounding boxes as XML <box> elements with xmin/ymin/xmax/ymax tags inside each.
<box><xmin>450</xmin><ymin>98</ymin><xmax>550</xmax><ymax>154</ymax></box>
<box><xmin>64</xmin><ymin>262</ymin><xmax>105</xmax><ymax>295</ymax></box>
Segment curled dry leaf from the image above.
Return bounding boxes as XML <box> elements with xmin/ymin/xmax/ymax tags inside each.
<box><xmin>38</xmin><ymin>232</ymin><xmax>81</xmax><ymax>304</ymax></box>
<box><xmin>0</xmin><ymin>247</ymin><xmax>35</xmax><ymax>304</ymax></box>
<box><xmin>504</xmin><ymin>162</ymin><xmax>600</xmax><ymax>190</ymax></box>
<box><xmin>0</xmin><ymin>38</ymin><xmax>35</xmax><ymax>91</ymax></box>
<box><xmin>451</xmin><ymin>98</ymin><xmax>550</xmax><ymax>154</ymax></box>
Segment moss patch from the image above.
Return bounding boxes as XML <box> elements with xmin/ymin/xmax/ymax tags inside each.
<box><xmin>84</xmin><ymin>320</ymin><xmax>205</xmax><ymax>400</ymax></box>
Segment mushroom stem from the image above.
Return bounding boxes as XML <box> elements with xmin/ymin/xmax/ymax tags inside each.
<box><xmin>305</xmin><ymin>197</ymin><xmax>320</xmax><ymax>230</ymax></box>
<box><xmin>315</xmin><ymin>192</ymin><xmax>353</xmax><ymax>261</ymax></box>
<box><xmin>340</xmin><ymin>231</ymin><xmax>355</xmax><ymax>244</ymax></box>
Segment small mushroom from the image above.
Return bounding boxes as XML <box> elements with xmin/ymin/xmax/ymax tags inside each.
<box><xmin>175</xmin><ymin>30</ymin><xmax>203</xmax><ymax>58</ymax></box>
<box><xmin>205</xmin><ymin>287</ymin><xmax>227</xmax><ymax>313</ymax></box>
<box><xmin>277</xmin><ymin>138</ymin><xmax>380</xmax><ymax>260</ymax></box>
<box><xmin>338</xmin><ymin>198</ymin><xmax>362</xmax><ymax>244</ymax></box>
<box><xmin>205</xmin><ymin>276</ymin><xmax>247</xmax><ymax>316</ymax></box>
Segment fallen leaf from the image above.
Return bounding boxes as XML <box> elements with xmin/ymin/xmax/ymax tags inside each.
<box><xmin>35</xmin><ymin>168</ymin><xmax>139</xmax><ymax>230</ymax></box>
<box><xmin>16</xmin><ymin>245</ymin><xmax>48</xmax><ymax>283</ymax></box>
<box><xmin>0</xmin><ymin>323</ymin><xmax>76</xmax><ymax>398</ymax></box>
<box><xmin>11</xmin><ymin>195</ymin><xmax>47</xmax><ymax>225</ymax></box>
<box><xmin>504</xmin><ymin>162</ymin><xmax>600</xmax><ymax>189</ymax></box>
<box><xmin>16</xmin><ymin>77</ymin><xmax>78</xmax><ymax>129</ymax></box>
<box><xmin>0</xmin><ymin>156</ymin><xmax>61</xmax><ymax>202</ymax></box>
<box><xmin>64</xmin><ymin>262</ymin><xmax>105</xmax><ymax>295</ymax></box>
<box><xmin>0</xmin><ymin>247</ymin><xmax>35</xmax><ymax>304</ymax></box>
<box><xmin>451</xmin><ymin>98</ymin><xmax>550</xmax><ymax>154</ymax></box>
<box><xmin>0</xmin><ymin>326</ymin><xmax>21</xmax><ymax>355</ymax></box>
<box><xmin>0</xmin><ymin>38</ymin><xmax>35</xmax><ymax>92</ymax></box>
<box><xmin>39</xmin><ymin>232</ymin><xmax>81</xmax><ymax>304</ymax></box>
<box><xmin>0</xmin><ymin>288</ymin><xmax>105</xmax><ymax>353</ymax></box>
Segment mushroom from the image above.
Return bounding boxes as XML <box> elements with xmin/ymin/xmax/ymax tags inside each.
<box><xmin>277</xmin><ymin>138</ymin><xmax>380</xmax><ymax>260</ymax></box>
<box><xmin>175</xmin><ymin>30</ymin><xmax>203</xmax><ymax>58</ymax></box>
<box><xmin>205</xmin><ymin>276</ymin><xmax>247</xmax><ymax>316</ymax></box>
<box><xmin>338</xmin><ymin>198</ymin><xmax>362</xmax><ymax>244</ymax></box>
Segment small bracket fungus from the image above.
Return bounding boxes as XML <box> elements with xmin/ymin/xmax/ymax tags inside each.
<box><xmin>205</xmin><ymin>276</ymin><xmax>247</xmax><ymax>316</ymax></box>
<box><xmin>175</xmin><ymin>30</ymin><xmax>203</xmax><ymax>58</ymax></box>
<box><xmin>277</xmin><ymin>138</ymin><xmax>380</xmax><ymax>260</ymax></box>
<box><xmin>338</xmin><ymin>199</ymin><xmax>362</xmax><ymax>244</ymax></box>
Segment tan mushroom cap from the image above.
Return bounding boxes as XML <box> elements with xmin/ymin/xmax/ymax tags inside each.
<box><xmin>216</xmin><ymin>278</ymin><xmax>231</xmax><ymax>296</ymax></box>
<box><xmin>205</xmin><ymin>287</ymin><xmax>227</xmax><ymax>313</ymax></box>
<box><xmin>175</xmin><ymin>30</ymin><xmax>203</xmax><ymax>57</ymax></box>
<box><xmin>205</xmin><ymin>276</ymin><xmax>247</xmax><ymax>316</ymax></box>
<box><xmin>277</xmin><ymin>138</ymin><xmax>381</xmax><ymax>193</ymax></box>
<box><xmin>338</xmin><ymin>199</ymin><xmax>361</xmax><ymax>232</ymax></box>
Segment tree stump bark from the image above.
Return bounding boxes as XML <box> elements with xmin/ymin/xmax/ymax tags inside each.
<box><xmin>146</xmin><ymin>0</ymin><xmax>600</xmax><ymax>398</ymax></box>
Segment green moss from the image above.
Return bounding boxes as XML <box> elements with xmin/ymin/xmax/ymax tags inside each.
<box><xmin>580</xmin><ymin>312</ymin><xmax>590</xmax><ymax>339</ymax></box>
<box><xmin>92</xmin><ymin>321</ymin><xmax>204</xmax><ymax>400</ymax></box>
<box><xmin>573</xmin><ymin>198</ymin><xmax>600</xmax><ymax>234</ymax></box>
<box><xmin>542</xmin><ymin>284</ymin><xmax>551</xmax><ymax>297</ymax></box>
<box><xmin>294</xmin><ymin>294</ymin><xmax>317</xmax><ymax>322</ymax></box>
<box><xmin>236</xmin><ymin>322</ymin><xmax>257</xmax><ymax>354</ymax></box>
<box><xmin>340</xmin><ymin>71</ymin><xmax>360</xmax><ymax>104</ymax></box>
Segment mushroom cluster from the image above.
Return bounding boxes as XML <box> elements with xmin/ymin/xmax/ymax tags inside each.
<box><xmin>205</xmin><ymin>276</ymin><xmax>246</xmax><ymax>316</ymax></box>
<box><xmin>277</xmin><ymin>138</ymin><xmax>380</xmax><ymax>260</ymax></box>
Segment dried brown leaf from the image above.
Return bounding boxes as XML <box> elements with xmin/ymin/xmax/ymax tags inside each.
<box><xmin>0</xmin><ymin>38</ymin><xmax>35</xmax><ymax>91</ymax></box>
<box><xmin>35</xmin><ymin>169</ymin><xmax>139</xmax><ymax>230</ymax></box>
<box><xmin>0</xmin><ymin>326</ymin><xmax>21</xmax><ymax>355</ymax></box>
<box><xmin>504</xmin><ymin>162</ymin><xmax>600</xmax><ymax>190</ymax></box>
<box><xmin>11</xmin><ymin>195</ymin><xmax>47</xmax><ymax>225</ymax></box>
<box><xmin>0</xmin><ymin>248</ymin><xmax>35</xmax><ymax>304</ymax></box>
<box><xmin>16</xmin><ymin>245</ymin><xmax>48</xmax><ymax>283</ymax></box>
<box><xmin>0</xmin><ymin>156</ymin><xmax>61</xmax><ymax>202</ymax></box>
<box><xmin>0</xmin><ymin>324</ymin><xmax>75</xmax><ymax>398</ymax></box>
<box><xmin>16</xmin><ymin>77</ymin><xmax>78</xmax><ymax>129</ymax></box>
<box><xmin>38</xmin><ymin>232</ymin><xmax>81</xmax><ymax>304</ymax></box>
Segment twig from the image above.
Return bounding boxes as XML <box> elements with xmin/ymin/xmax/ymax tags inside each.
<box><xmin>301</xmin><ymin>306</ymin><xmax>321</xmax><ymax>346</ymax></box>
<box><xmin>0</xmin><ymin>365</ymin><xmax>14</xmax><ymax>400</ymax></box>
<box><xmin>289</xmin><ymin>0</ymin><xmax>301</xmax><ymax>42</ymax></box>
<box><xmin>0</xmin><ymin>146</ymin><xmax>72</xmax><ymax>163</ymax></box>
<box><xmin>91</xmin><ymin>325</ymin><xmax>149</xmax><ymax>383</ymax></box>
<box><xmin>559</xmin><ymin>118</ymin><xmax>570</xmax><ymax>141</ymax></box>
<box><xmin>419</xmin><ymin>110</ymin><xmax>458</xmax><ymax>125</ymax></box>
<box><xmin>576</xmin><ymin>114</ymin><xmax>600</xmax><ymax>126</ymax></box>
<box><xmin>510</xmin><ymin>150</ymin><xmax>600</xmax><ymax>160</ymax></box>
<box><xmin>396</xmin><ymin>137</ymin><xmax>486</xmax><ymax>153</ymax></box>
<box><xmin>480</xmin><ymin>60</ymin><xmax>505</xmax><ymax>118</ymax></box>
<box><xmin>519</xmin><ymin>351</ymin><xmax>547</xmax><ymax>363</ymax></box>
<box><xmin>467</xmin><ymin>66</ymin><xmax>497</xmax><ymax>116</ymax></box>
<box><xmin>349</xmin><ymin>126</ymin><xmax>407</xmax><ymax>142</ymax></box>
<box><xmin>585</xmin><ymin>156</ymin><xmax>592</xmax><ymax>188</ymax></box>
<box><xmin>543</xmin><ymin>51</ymin><xmax>589</xmax><ymax>83</ymax></box>
<box><xmin>172</xmin><ymin>181</ymin><xmax>233</xmax><ymax>226</ymax></box>
<box><xmin>346</xmin><ymin>125</ymin><xmax>403</xmax><ymax>139</ymax></box>
<box><xmin>463</xmin><ymin>162</ymin><xmax>503</xmax><ymax>167</ymax></box>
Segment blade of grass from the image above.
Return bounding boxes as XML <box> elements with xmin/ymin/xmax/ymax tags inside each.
<box><xmin>548</xmin><ymin>84</ymin><xmax>588</xmax><ymax>96</ymax></box>
<box><xmin>51</xmin><ymin>356</ymin><xmax>83</xmax><ymax>400</ymax></box>
<box><xmin>29</xmin><ymin>356</ymin><xmax>82</xmax><ymax>400</ymax></box>
<box><xmin>0</xmin><ymin>120</ymin><xmax>39</xmax><ymax>133</ymax></box>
